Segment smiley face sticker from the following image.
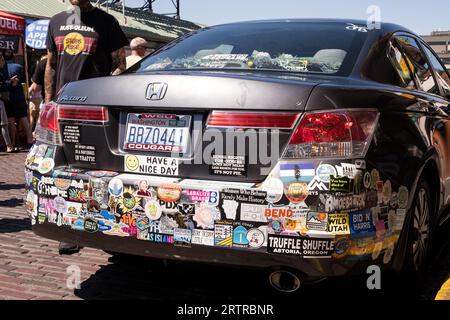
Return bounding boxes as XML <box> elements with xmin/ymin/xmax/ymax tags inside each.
<box><xmin>125</xmin><ymin>155</ymin><xmax>139</xmax><ymax>172</ymax></box>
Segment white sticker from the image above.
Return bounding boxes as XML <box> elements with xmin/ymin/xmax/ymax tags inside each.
<box><xmin>124</xmin><ymin>155</ymin><xmax>179</xmax><ymax>176</ymax></box>
<box><xmin>261</xmin><ymin>178</ymin><xmax>284</xmax><ymax>203</ymax></box>
<box><xmin>363</xmin><ymin>172</ymin><xmax>372</xmax><ymax>189</ymax></box>
<box><xmin>355</xmin><ymin>160</ymin><xmax>366</xmax><ymax>170</ymax></box>
<box><xmin>145</xmin><ymin>199</ymin><xmax>162</xmax><ymax>220</ymax></box>
<box><xmin>222</xmin><ymin>199</ymin><xmax>239</xmax><ymax>220</ymax></box>
<box><xmin>192</xmin><ymin>229</ymin><xmax>215</xmax><ymax>246</ymax></box>
<box><xmin>247</xmin><ymin>228</ymin><xmax>265</xmax><ymax>249</ymax></box>
<box><xmin>336</xmin><ymin>163</ymin><xmax>357</xmax><ymax>179</ymax></box>
<box><xmin>240</xmin><ymin>203</ymin><xmax>268</xmax><ymax>223</ymax></box>
<box><xmin>38</xmin><ymin>158</ymin><xmax>55</xmax><ymax>174</ymax></box>
<box><xmin>346</xmin><ymin>23</ymin><xmax>368</xmax><ymax>32</ymax></box>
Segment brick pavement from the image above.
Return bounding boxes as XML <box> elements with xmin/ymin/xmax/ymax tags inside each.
<box><xmin>0</xmin><ymin>151</ymin><xmax>449</xmax><ymax>300</ymax></box>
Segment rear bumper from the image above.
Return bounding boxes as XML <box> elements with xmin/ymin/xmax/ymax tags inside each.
<box><xmin>32</xmin><ymin>222</ymin><xmax>372</xmax><ymax>278</ymax></box>
<box><xmin>24</xmin><ymin>152</ymin><xmax>403</xmax><ymax>278</ymax></box>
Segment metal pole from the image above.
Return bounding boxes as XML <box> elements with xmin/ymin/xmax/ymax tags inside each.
<box><xmin>177</xmin><ymin>0</ymin><xmax>180</xmax><ymax>19</ymax></box>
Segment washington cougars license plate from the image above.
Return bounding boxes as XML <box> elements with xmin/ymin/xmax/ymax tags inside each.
<box><xmin>123</xmin><ymin>113</ymin><xmax>191</xmax><ymax>153</ymax></box>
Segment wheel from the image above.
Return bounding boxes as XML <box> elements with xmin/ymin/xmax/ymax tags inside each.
<box><xmin>402</xmin><ymin>178</ymin><xmax>434</xmax><ymax>284</ymax></box>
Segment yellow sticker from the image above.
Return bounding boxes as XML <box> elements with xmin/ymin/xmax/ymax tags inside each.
<box><xmin>327</xmin><ymin>213</ymin><xmax>350</xmax><ymax>235</ymax></box>
<box><xmin>64</xmin><ymin>32</ymin><xmax>85</xmax><ymax>55</ymax></box>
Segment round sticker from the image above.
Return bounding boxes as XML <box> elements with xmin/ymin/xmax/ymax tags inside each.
<box><xmin>333</xmin><ymin>237</ymin><xmax>350</xmax><ymax>259</ymax></box>
<box><xmin>54</xmin><ymin>196</ymin><xmax>67</xmax><ymax>213</ymax></box>
<box><xmin>145</xmin><ymin>200</ymin><xmax>162</xmax><ymax>220</ymax></box>
<box><xmin>382</xmin><ymin>180</ymin><xmax>392</xmax><ymax>204</ymax></box>
<box><xmin>285</xmin><ymin>181</ymin><xmax>308</xmax><ymax>204</ymax></box>
<box><xmin>157</xmin><ymin>185</ymin><xmax>182</xmax><ymax>202</ymax></box>
<box><xmin>247</xmin><ymin>228</ymin><xmax>265</xmax><ymax>249</ymax></box>
<box><xmin>193</xmin><ymin>203</ymin><xmax>219</xmax><ymax>229</ymax></box>
<box><xmin>261</xmin><ymin>178</ymin><xmax>284</xmax><ymax>203</ymax></box>
<box><xmin>316</xmin><ymin>164</ymin><xmax>337</xmax><ymax>183</ymax></box>
<box><xmin>364</xmin><ymin>172</ymin><xmax>372</xmax><ymax>189</ymax></box>
<box><xmin>371</xmin><ymin>169</ymin><xmax>380</xmax><ymax>189</ymax></box>
<box><xmin>125</xmin><ymin>155</ymin><xmax>139</xmax><ymax>171</ymax></box>
<box><xmin>108</xmin><ymin>178</ymin><xmax>123</xmax><ymax>197</ymax></box>
<box><xmin>64</xmin><ymin>32</ymin><xmax>85</xmax><ymax>55</ymax></box>
<box><xmin>38</xmin><ymin>158</ymin><xmax>55</xmax><ymax>174</ymax></box>
<box><xmin>398</xmin><ymin>186</ymin><xmax>409</xmax><ymax>209</ymax></box>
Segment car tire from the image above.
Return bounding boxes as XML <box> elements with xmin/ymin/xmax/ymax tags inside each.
<box><xmin>402</xmin><ymin>178</ymin><xmax>435</xmax><ymax>287</ymax></box>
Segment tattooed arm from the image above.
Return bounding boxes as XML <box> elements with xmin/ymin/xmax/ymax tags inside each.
<box><xmin>44</xmin><ymin>50</ymin><xmax>57</xmax><ymax>103</ymax></box>
<box><xmin>111</xmin><ymin>48</ymin><xmax>126</xmax><ymax>75</ymax></box>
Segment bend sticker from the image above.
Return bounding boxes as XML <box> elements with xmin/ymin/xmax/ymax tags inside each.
<box><xmin>124</xmin><ymin>155</ymin><xmax>178</xmax><ymax>176</ymax></box>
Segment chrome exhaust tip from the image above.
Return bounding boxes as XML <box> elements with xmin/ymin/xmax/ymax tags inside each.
<box><xmin>268</xmin><ymin>270</ymin><xmax>302</xmax><ymax>293</ymax></box>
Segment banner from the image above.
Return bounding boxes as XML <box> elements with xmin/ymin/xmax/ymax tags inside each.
<box><xmin>0</xmin><ymin>10</ymin><xmax>26</xmax><ymax>36</ymax></box>
<box><xmin>0</xmin><ymin>35</ymin><xmax>19</xmax><ymax>52</ymax></box>
<box><xmin>25</xmin><ymin>19</ymin><xmax>49</xmax><ymax>50</ymax></box>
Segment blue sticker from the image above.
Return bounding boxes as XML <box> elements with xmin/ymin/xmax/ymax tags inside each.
<box><xmin>316</xmin><ymin>164</ymin><xmax>337</xmax><ymax>183</ymax></box>
<box><xmin>349</xmin><ymin>209</ymin><xmax>375</xmax><ymax>236</ymax></box>
<box><xmin>280</xmin><ymin>163</ymin><xmax>315</xmax><ymax>183</ymax></box>
<box><xmin>233</xmin><ymin>226</ymin><xmax>249</xmax><ymax>246</ymax></box>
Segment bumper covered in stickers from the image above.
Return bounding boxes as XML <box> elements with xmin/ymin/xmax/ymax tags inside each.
<box><xmin>24</xmin><ymin>144</ymin><xmax>410</xmax><ymax>277</ymax></box>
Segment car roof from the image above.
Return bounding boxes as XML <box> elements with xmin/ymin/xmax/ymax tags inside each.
<box><xmin>211</xmin><ymin>18</ymin><xmax>415</xmax><ymax>36</ymax></box>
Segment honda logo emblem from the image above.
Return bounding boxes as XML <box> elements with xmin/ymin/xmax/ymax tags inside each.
<box><xmin>146</xmin><ymin>82</ymin><xmax>168</xmax><ymax>100</ymax></box>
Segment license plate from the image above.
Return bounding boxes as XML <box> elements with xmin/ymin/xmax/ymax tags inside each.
<box><xmin>123</xmin><ymin>113</ymin><xmax>191</xmax><ymax>153</ymax></box>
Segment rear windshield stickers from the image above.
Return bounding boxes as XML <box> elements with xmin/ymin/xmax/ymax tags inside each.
<box><xmin>124</xmin><ymin>155</ymin><xmax>179</xmax><ymax>176</ymax></box>
<box><xmin>346</xmin><ymin>23</ymin><xmax>368</xmax><ymax>32</ymax></box>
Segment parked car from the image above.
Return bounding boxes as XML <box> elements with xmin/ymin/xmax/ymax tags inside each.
<box><xmin>25</xmin><ymin>19</ymin><xmax>450</xmax><ymax>292</ymax></box>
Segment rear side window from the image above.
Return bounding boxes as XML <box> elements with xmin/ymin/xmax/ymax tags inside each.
<box><xmin>394</xmin><ymin>35</ymin><xmax>439</xmax><ymax>95</ymax></box>
<box><xmin>387</xmin><ymin>39</ymin><xmax>416</xmax><ymax>90</ymax></box>
<box><xmin>421</xmin><ymin>44</ymin><xmax>450</xmax><ymax>98</ymax></box>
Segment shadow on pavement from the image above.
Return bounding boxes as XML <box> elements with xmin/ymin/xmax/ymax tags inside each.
<box><xmin>0</xmin><ymin>217</ymin><xmax>32</xmax><ymax>234</ymax></box>
<box><xmin>0</xmin><ymin>198</ymin><xmax>24</xmax><ymax>207</ymax></box>
<box><xmin>74</xmin><ymin>223</ymin><xmax>450</xmax><ymax>300</ymax></box>
<box><xmin>74</xmin><ymin>245</ymin><xmax>449</xmax><ymax>301</ymax></box>
<box><xmin>0</xmin><ymin>183</ymin><xmax>25</xmax><ymax>191</ymax></box>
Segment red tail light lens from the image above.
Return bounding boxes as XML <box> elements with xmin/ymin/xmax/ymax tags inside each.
<box><xmin>39</xmin><ymin>102</ymin><xmax>59</xmax><ymax>133</ymax></box>
<box><xmin>34</xmin><ymin>102</ymin><xmax>62</xmax><ymax>145</ymax></box>
<box><xmin>283</xmin><ymin>110</ymin><xmax>379</xmax><ymax>159</ymax></box>
<box><xmin>59</xmin><ymin>106</ymin><xmax>108</xmax><ymax>122</ymax></box>
<box><xmin>35</xmin><ymin>104</ymin><xmax>108</xmax><ymax>145</ymax></box>
<box><xmin>207</xmin><ymin>111</ymin><xmax>300</xmax><ymax>129</ymax></box>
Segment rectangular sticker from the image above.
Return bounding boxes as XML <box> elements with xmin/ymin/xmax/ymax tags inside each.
<box><xmin>327</xmin><ymin>213</ymin><xmax>350</xmax><ymax>235</ymax></box>
<box><xmin>268</xmin><ymin>234</ymin><xmax>335</xmax><ymax>257</ymax></box>
<box><xmin>210</xmin><ymin>155</ymin><xmax>247</xmax><ymax>177</ymax></box>
<box><xmin>62</xmin><ymin>125</ymin><xmax>81</xmax><ymax>144</ymax></box>
<box><xmin>124</xmin><ymin>155</ymin><xmax>179</xmax><ymax>176</ymax></box>
<box><xmin>74</xmin><ymin>144</ymin><xmax>96</xmax><ymax>163</ymax></box>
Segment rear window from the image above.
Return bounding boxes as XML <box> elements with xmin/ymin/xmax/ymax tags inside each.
<box><xmin>132</xmin><ymin>21</ymin><xmax>368</xmax><ymax>75</ymax></box>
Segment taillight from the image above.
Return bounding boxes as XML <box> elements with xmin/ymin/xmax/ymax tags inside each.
<box><xmin>207</xmin><ymin>111</ymin><xmax>300</xmax><ymax>129</ymax></box>
<box><xmin>35</xmin><ymin>102</ymin><xmax>61</xmax><ymax>145</ymax></box>
<box><xmin>283</xmin><ymin>109</ymin><xmax>379</xmax><ymax>159</ymax></box>
<box><xmin>35</xmin><ymin>103</ymin><xmax>108</xmax><ymax>145</ymax></box>
<box><xmin>59</xmin><ymin>106</ymin><xmax>108</xmax><ymax>122</ymax></box>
